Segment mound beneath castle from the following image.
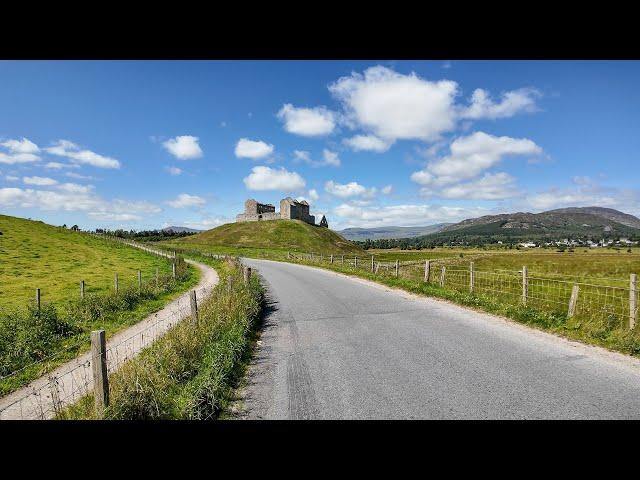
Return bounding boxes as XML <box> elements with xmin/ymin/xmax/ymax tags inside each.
<box><xmin>173</xmin><ymin>219</ymin><xmax>363</xmax><ymax>254</ymax></box>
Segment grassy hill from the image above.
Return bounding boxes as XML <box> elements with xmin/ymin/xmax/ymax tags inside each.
<box><xmin>0</xmin><ymin>214</ymin><xmax>178</xmax><ymax>308</ymax></box>
<box><xmin>171</xmin><ymin>219</ymin><xmax>363</xmax><ymax>254</ymax></box>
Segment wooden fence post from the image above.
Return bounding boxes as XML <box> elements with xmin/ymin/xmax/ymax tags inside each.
<box><xmin>114</xmin><ymin>273</ymin><xmax>119</xmax><ymax>294</ymax></box>
<box><xmin>330</xmin><ymin>254</ymin><xmax>333</xmax><ymax>264</ymax></box>
<box><xmin>568</xmin><ymin>284</ymin><xmax>580</xmax><ymax>318</ymax></box>
<box><xmin>395</xmin><ymin>260</ymin><xmax>399</xmax><ymax>278</ymax></box>
<box><xmin>371</xmin><ymin>255</ymin><xmax>375</xmax><ymax>273</ymax></box>
<box><xmin>469</xmin><ymin>262</ymin><xmax>475</xmax><ymax>293</ymax></box>
<box><xmin>341</xmin><ymin>255</ymin><xmax>344</xmax><ymax>265</ymax></box>
<box><xmin>190</xmin><ymin>290</ymin><xmax>198</xmax><ymax>323</ymax></box>
<box><xmin>440</xmin><ymin>266</ymin><xmax>446</xmax><ymax>287</ymax></box>
<box><xmin>91</xmin><ymin>330</ymin><xmax>109</xmax><ymax>418</ymax></box>
<box><xmin>631</xmin><ymin>273</ymin><xmax>637</xmax><ymax>330</ymax></box>
<box><xmin>243</xmin><ymin>266</ymin><xmax>252</xmax><ymax>285</ymax></box>
<box><xmin>424</xmin><ymin>260</ymin><xmax>431</xmax><ymax>282</ymax></box>
<box><xmin>155</xmin><ymin>267</ymin><xmax>159</xmax><ymax>287</ymax></box>
<box><xmin>137</xmin><ymin>270</ymin><xmax>142</xmax><ymax>289</ymax></box>
<box><xmin>522</xmin><ymin>266</ymin><xmax>528</xmax><ymax>305</ymax></box>
<box><xmin>172</xmin><ymin>262</ymin><xmax>176</xmax><ymax>279</ymax></box>
<box><xmin>287</xmin><ymin>251</ymin><xmax>290</xmax><ymax>259</ymax></box>
<box><xmin>80</xmin><ymin>280</ymin><xmax>85</xmax><ymax>299</ymax></box>
<box><xmin>35</xmin><ymin>288</ymin><xmax>41</xmax><ymax>310</ymax></box>
<box><xmin>354</xmin><ymin>256</ymin><xmax>358</xmax><ymax>268</ymax></box>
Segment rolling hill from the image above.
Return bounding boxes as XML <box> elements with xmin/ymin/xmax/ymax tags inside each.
<box><xmin>0</xmin><ymin>214</ymin><xmax>176</xmax><ymax>308</ymax></box>
<box><xmin>173</xmin><ymin>219</ymin><xmax>363</xmax><ymax>254</ymax></box>
<box><xmin>338</xmin><ymin>223</ymin><xmax>451</xmax><ymax>241</ymax></box>
<box><xmin>421</xmin><ymin>207</ymin><xmax>640</xmax><ymax>243</ymax></box>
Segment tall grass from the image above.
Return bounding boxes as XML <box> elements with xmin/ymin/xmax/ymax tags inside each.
<box><xmin>60</xmin><ymin>257</ymin><xmax>263</xmax><ymax>420</ymax></box>
<box><xmin>0</xmin><ymin>257</ymin><xmax>194</xmax><ymax>396</ymax></box>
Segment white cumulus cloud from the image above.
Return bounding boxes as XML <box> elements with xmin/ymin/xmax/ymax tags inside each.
<box><xmin>243</xmin><ymin>166</ymin><xmax>305</xmax><ymax>192</ymax></box>
<box><xmin>0</xmin><ymin>186</ymin><xmax>161</xmax><ymax>223</ymax></box>
<box><xmin>327</xmin><ymin>66</ymin><xmax>541</xmax><ymax>151</ymax></box>
<box><xmin>1</xmin><ymin>138</ymin><xmax>40</xmax><ymax>154</ymax></box>
<box><xmin>411</xmin><ymin>131</ymin><xmax>542</xmax><ymax>192</ymax></box>
<box><xmin>460</xmin><ymin>88</ymin><xmax>541</xmax><ymax>120</ymax></box>
<box><xmin>46</xmin><ymin>140</ymin><xmax>121</xmax><ymax>169</ymax></box>
<box><xmin>235</xmin><ymin>138</ymin><xmax>275</xmax><ymax>159</ymax></box>
<box><xmin>0</xmin><ymin>137</ymin><xmax>41</xmax><ymax>164</ymax></box>
<box><xmin>293</xmin><ymin>149</ymin><xmax>340</xmax><ymax>167</ymax></box>
<box><xmin>277</xmin><ymin>104</ymin><xmax>336</xmax><ymax>137</ymax></box>
<box><xmin>343</xmin><ymin>134</ymin><xmax>393</xmax><ymax>153</ymax></box>
<box><xmin>438</xmin><ymin>172</ymin><xmax>518</xmax><ymax>200</ymax></box>
<box><xmin>165</xmin><ymin>166</ymin><xmax>183</xmax><ymax>176</ymax></box>
<box><xmin>325</xmin><ymin>180</ymin><xmax>376</xmax><ymax>199</ymax></box>
<box><xmin>162</xmin><ymin>135</ymin><xmax>203</xmax><ymax>160</ymax></box>
<box><xmin>166</xmin><ymin>193</ymin><xmax>206</xmax><ymax>208</ymax></box>
<box><xmin>329</xmin><ymin>65</ymin><xmax>459</xmax><ymax>143</ymax></box>
<box><xmin>23</xmin><ymin>176</ymin><xmax>58</xmax><ymax>186</ymax></box>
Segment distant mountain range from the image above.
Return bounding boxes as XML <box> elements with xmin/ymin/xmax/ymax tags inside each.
<box><xmin>337</xmin><ymin>207</ymin><xmax>640</xmax><ymax>245</ymax></box>
<box><xmin>423</xmin><ymin>206</ymin><xmax>640</xmax><ymax>243</ymax></box>
<box><xmin>338</xmin><ymin>224</ymin><xmax>451</xmax><ymax>241</ymax></box>
<box><xmin>161</xmin><ymin>226</ymin><xmax>203</xmax><ymax>234</ymax></box>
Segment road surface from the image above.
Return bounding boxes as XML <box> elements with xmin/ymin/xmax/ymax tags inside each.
<box><xmin>240</xmin><ymin>259</ymin><xmax>640</xmax><ymax>419</ymax></box>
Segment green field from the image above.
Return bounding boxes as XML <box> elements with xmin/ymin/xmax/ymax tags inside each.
<box><xmin>364</xmin><ymin>247</ymin><xmax>640</xmax><ymax>285</ymax></box>
<box><xmin>0</xmin><ymin>215</ymin><xmax>199</xmax><ymax>396</ymax></box>
<box><xmin>0</xmin><ymin>214</ymin><xmax>179</xmax><ymax>309</ymax></box>
<box><xmin>171</xmin><ymin>219</ymin><xmax>364</xmax><ymax>255</ymax></box>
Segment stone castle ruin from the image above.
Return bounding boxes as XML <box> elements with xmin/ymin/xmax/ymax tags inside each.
<box><xmin>236</xmin><ymin>197</ymin><xmax>327</xmax><ymax>227</ymax></box>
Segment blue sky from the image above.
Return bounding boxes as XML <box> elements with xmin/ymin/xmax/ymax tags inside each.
<box><xmin>1</xmin><ymin>60</ymin><xmax>639</xmax><ymax>230</ymax></box>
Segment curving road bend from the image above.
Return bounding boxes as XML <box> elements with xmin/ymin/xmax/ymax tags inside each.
<box><xmin>240</xmin><ymin>259</ymin><xmax>640</xmax><ymax>420</ymax></box>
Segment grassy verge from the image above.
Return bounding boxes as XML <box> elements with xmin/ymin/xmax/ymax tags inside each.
<box><xmin>0</xmin><ymin>257</ymin><xmax>198</xmax><ymax>396</ymax></box>
<box><xmin>59</xmin><ymin>257</ymin><xmax>263</xmax><ymax>420</ymax></box>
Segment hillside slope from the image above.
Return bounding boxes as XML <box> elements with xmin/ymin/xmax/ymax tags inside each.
<box><xmin>339</xmin><ymin>223</ymin><xmax>451</xmax><ymax>240</ymax></box>
<box><xmin>0</xmin><ymin>214</ymin><xmax>176</xmax><ymax>308</ymax></box>
<box><xmin>545</xmin><ymin>207</ymin><xmax>640</xmax><ymax>229</ymax></box>
<box><xmin>175</xmin><ymin>219</ymin><xmax>363</xmax><ymax>254</ymax></box>
<box><xmin>425</xmin><ymin>207</ymin><xmax>640</xmax><ymax>243</ymax></box>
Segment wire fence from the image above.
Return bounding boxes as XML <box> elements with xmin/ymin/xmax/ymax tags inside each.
<box><xmin>0</xmin><ymin>237</ymin><xmax>216</xmax><ymax>420</ymax></box>
<box><xmin>287</xmin><ymin>251</ymin><xmax>639</xmax><ymax>334</ymax></box>
<box><xmin>0</xmin><ymin>283</ymin><xmax>214</xmax><ymax>420</ymax></box>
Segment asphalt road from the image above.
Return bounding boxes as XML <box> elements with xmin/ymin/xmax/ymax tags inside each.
<box><xmin>240</xmin><ymin>259</ymin><xmax>640</xmax><ymax>420</ymax></box>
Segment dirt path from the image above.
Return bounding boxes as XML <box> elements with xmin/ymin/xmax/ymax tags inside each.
<box><xmin>0</xmin><ymin>253</ymin><xmax>218</xmax><ymax>420</ymax></box>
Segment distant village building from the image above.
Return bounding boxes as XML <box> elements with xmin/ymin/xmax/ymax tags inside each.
<box><xmin>236</xmin><ymin>197</ymin><xmax>325</xmax><ymax>227</ymax></box>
